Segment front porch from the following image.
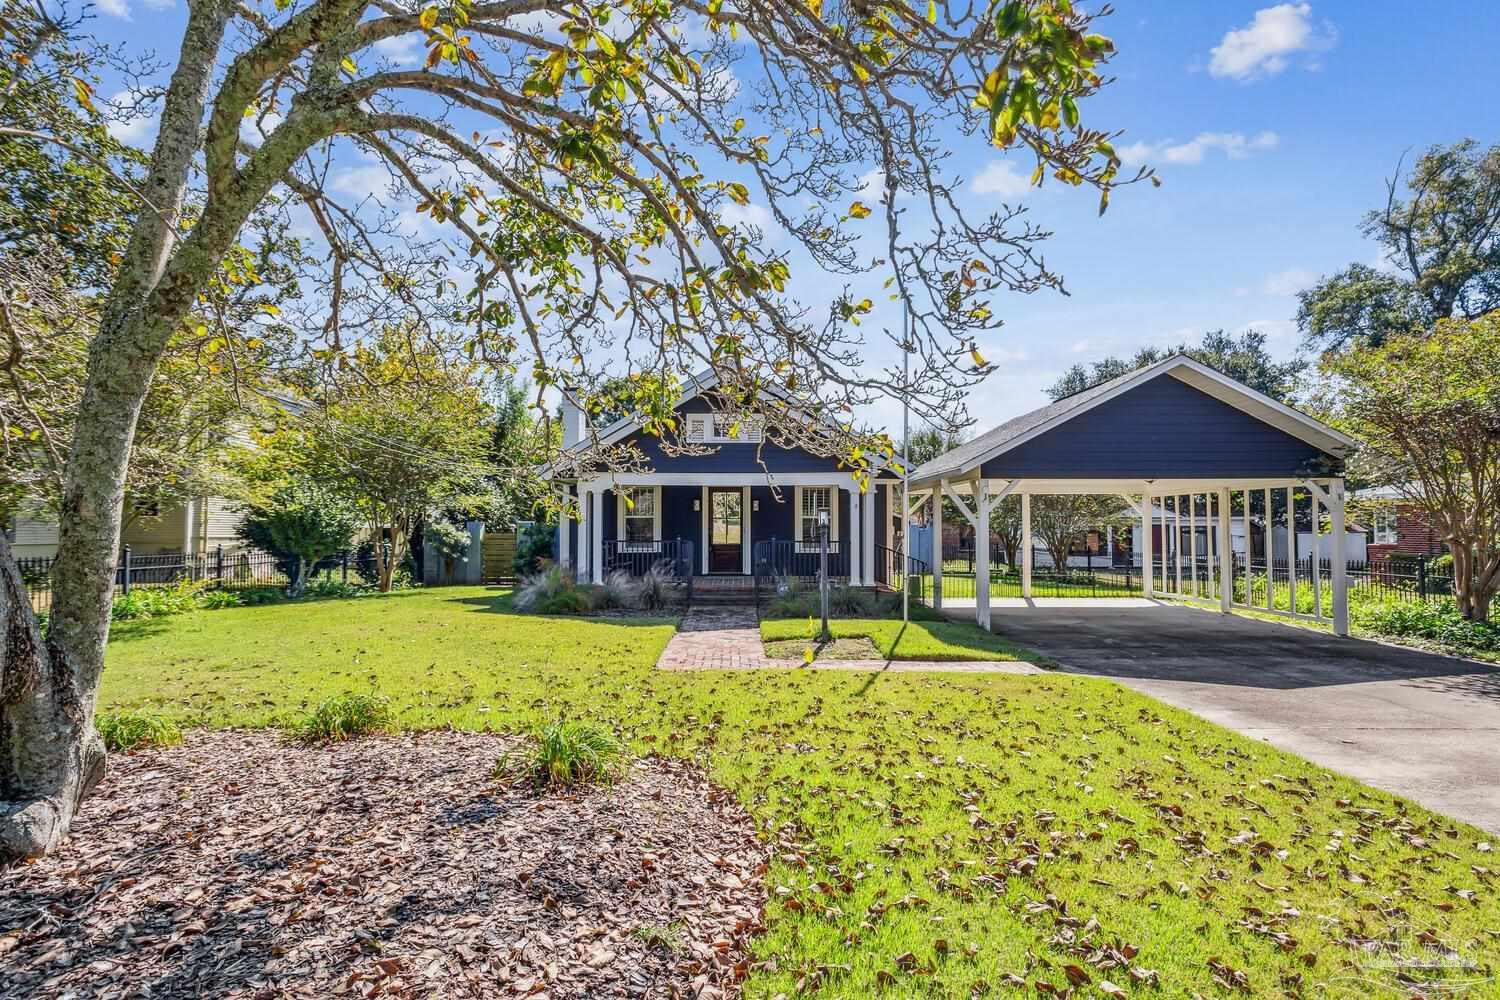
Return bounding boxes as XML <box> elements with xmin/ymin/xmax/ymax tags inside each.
<box><xmin>558</xmin><ymin>474</ymin><xmax>898</xmax><ymax>587</ymax></box>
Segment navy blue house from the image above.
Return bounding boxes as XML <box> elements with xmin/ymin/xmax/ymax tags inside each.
<box><xmin>545</xmin><ymin>375</ymin><xmax>897</xmax><ymax>587</ymax></box>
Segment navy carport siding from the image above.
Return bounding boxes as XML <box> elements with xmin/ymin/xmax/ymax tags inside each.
<box><xmin>979</xmin><ymin>375</ymin><xmax>1341</xmax><ymax>480</ymax></box>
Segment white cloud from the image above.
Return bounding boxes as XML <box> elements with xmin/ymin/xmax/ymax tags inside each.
<box><xmin>1208</xmin><ymin>4</ymin><xmax>1336</xmax><ymax>81</ymax></box>
<box><xmin>717</xmin><ymin>200</ymin><xmax>773</xmax><ymax>231</ymax></box>
<box><xmin>970</xmin><ymin>160</ymin><xmax>1032</xmax><ymax>199</ymax></box>
<box><xmin>95</xmin><ymin>0</ymin><xmax>130</xmax><ymax>16</ymax></box>
<box><xmin>1239</xmin><ymin>318</ymin><xmax>1299</xmax><ymax>345</ymax></box>
<box><xmin>143</xmin><ymin>0</ymin><xmax>175</xmax><ymax>8</ymax></box>
<box><xmin>1120</xmin><ymin>131</ymin><xmax>1279</xmax><ymax>166</ymax></box>
<box><xmin>372</xmin><ymin>33</ymin><xmax>424</xmax><ymax>64</ymax></box>
<box><xmin>105</xmin><ymin>90</ymin><xmax>157</xmax><ymax>145</ymax></box>
<box><xmin>1260</xmin><ymin>267</ymin><xmax>1318</xmax><ymax>296</ymax></box>
<box><xmin>239</xmin><ymin>110</ymin><xmax>283</xmax><ymax>145</ymax></box>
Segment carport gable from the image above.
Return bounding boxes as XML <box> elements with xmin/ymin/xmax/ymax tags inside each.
<box><xmin>964</xmin><ymin>357</ymin><xmax>1350</xmax><ymax>482</ymax></box>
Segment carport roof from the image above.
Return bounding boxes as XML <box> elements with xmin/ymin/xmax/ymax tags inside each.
<box><xmin>908</xmin><ymin>354</ymin><xmax>1357</xmax><ymax>489</ymax></box>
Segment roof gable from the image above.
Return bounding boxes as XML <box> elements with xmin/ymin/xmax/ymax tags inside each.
<box><xmin>911</xmin><ymin>355</ymin><xmax>1354</xmax><ymax>486</ymax></box>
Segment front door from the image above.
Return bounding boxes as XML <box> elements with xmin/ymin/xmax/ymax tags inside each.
<box><xmin>708</xmin><ymin>488</ymin><xmax>743</xmax><ymax>573</ymax></box>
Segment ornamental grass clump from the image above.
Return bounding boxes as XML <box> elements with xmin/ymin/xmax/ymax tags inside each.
<box><xmin>292</xmin><ymin>693</ymin><xmax>392</xmax><ymax>743</ymax></box>
<box><xmin>97</xmin><ymin>712</ymin><xmax>183</xmax><ymax>752</ymax></box>
<box><xmin>497</xmin><ymin>720</ymin><xmax>627</xmax><ymax>789</ymax></box>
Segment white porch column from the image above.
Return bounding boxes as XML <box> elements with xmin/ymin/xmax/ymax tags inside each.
<box><xmin>1141</xmin><ymin>494</ymin><xmax>1153</xmax><ymax>598</ymax></box>
<box><xmin>590</xmin><ymin>485</ymin><xmax>605</xmax><ymax>583</ymax></box>
<box><xmin>862</xmin><ymin>486</ymin><xmax>877</xmax><ymax>586</ymax></box>
<box><xmin>575</xmin><ymin>486</ymin><xmax>590</xmax><ymax>580</ymax></box>
<box><xmin>1020</xmin><ymin>491</ymin><xmax>1033</xmax><ymax>600</ymax></box>
<box><xmin>558</xmin><ymin>487</ymin><xmax>572</xmax><ymax>569</ymax></box>
<box><xmin>931</xmin><ymin>486</ymin><xmax>944</xmax><ymax>611</ymax></box>
<box><xmin>1330</xmin><ymin>478</ymin><xmax>1349</xmax><ymax>636</ymax></box>
<box><xmin>975</xmin><ymin>480</ymin><xmax>992</xmax><ymax>630</ymax></box>
<box><xmin>848</xmin><ymin>487</ymin><xmax>862</xmax><ymax>584</ymax></box>
<box><xmin>1218</xmin><ymin>487</ymin><xmax>1233</xmax><ymax>613</ymax></box>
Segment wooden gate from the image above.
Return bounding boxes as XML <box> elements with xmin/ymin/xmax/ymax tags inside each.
<box><xmin>481</xmin><ymin>529</ymin><xmax>518</xmax><ymax>584</ymax></box>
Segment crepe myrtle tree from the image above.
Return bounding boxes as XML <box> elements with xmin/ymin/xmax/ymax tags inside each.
<box><xmin>0</xmin><ymin>0</ymin><xmax>1147</xmax><ymax>859</ymax></box>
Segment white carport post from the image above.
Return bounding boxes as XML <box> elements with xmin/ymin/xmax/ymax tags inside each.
<box><xmin>943</xmin><ymin>479</ymin><xmax>999</xmax><ymax>630</ymax></box>
<box><xmin>1020</xmin><ymin>491</ymin><xmax>1033</xmax><ymax>600</ymax></box>
<box><xmin>1217</xmin><ymin>487</ymin><xmax>1233</xmax><ymax>613</ymax></box>
<box><xmin>1330</xmin><ymin>478</ymin><xmax>1349</xmax><ymax>636</ymax></box>
<box><xmin>931</xmin><ymin>484</ymin><xmax>944</xmax><ymax>611</ymax></box>
<box><xmin>974</xmin><ymin>481</ymin><xmax>991</xmax><ymax>629</ymax></box>
<box><xmin>1139</xmin><ymin>493</ymin><xmax>1153</xmax><ymax>598</ymax></box>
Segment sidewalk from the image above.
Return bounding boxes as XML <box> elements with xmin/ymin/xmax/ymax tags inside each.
<box><xmin>655</xmin><ymin>606</ymin><xmax>1042</xmax><ymax>674</ymax></box>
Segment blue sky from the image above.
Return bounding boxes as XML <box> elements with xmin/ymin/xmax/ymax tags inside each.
<box><xmin>85</xmin><ymin>1</ymin><xmax>1499</xmax><ymax>436</ymax></box>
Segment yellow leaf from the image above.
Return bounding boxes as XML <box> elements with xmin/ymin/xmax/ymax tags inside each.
<box><xmin>970</xmin><ymin>346</ymin><xmax>988</xmax><ymax>368</ymax></box>
<box><xmin>803</xmin><ymin>647</ymin><xmax>815</xmax><ymax>665</ymax></box>
<box><xmin>848</xmin><ymin>200</ymin><xmax>871</xmax><ymax>219</ymax></box>
<box><xmin>340</xmin><ymin>56</ymin><xmax>357</xmax><ymax>75</ymax></box>
<box><xmin>419</xmin><ymin>6</ymin><xmax>439</xmax><ymax>29</ymax></box>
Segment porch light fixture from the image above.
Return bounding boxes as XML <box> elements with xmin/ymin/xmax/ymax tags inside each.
<box><xmin>693</xmin><ymin>498</ymin><xmax>701</xmax><ymax>511</ymax></box>
<box><xmin>753</xmin><ymin>499</ymin><xmax>760</xmax><ymax>512</ymax></box>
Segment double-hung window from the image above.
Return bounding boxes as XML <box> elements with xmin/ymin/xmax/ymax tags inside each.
<box><xmin>797</xmin><ymin>487</ymin><xmax>833</xmax><ymax>552</ymax></box>
<box><xmin>620</xmin><ymin>486</ymin><xmax>659</xmax><ymax>551</ymax></box>
<box><xmin>1372</xmin><ymin>507</ymin><xmax>1397</xmax><ymax>545</ymax></box>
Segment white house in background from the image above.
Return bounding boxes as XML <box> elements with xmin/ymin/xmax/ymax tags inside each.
<box><xmin>6</xmin><ymin>497</ymin><xmax>250</xmax><ymax>562</ymax></box>
<box><xmin>1124</xmin><ymin>502</ymin><xmax>1368</xmax><ymax>567</ymax></box>
<box><xmin>4</xmin><ymin>392</ymin><xmax>309</xmax><ymax>562</ymax></box>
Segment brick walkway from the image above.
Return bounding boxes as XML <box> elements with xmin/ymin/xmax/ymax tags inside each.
<box><xmin>655</xmin><ymin>606</ymin><xmax>1043</xmax><ymax>674</ymax></box>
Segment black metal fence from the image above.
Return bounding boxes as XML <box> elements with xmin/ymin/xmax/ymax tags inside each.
<box><xmin>16</xmin><ymin>545</ymin><xmax>381</xmax><ymax>616</ymax></box>
<box><xmin>599</xmin><ymin>538</ymin><xmax>695</xmax><ymax>580</ymax></box>
<box><xmin>752</xmin><ymin>538</ymin><xmax>848</xmax><ymax>582</ymax></box>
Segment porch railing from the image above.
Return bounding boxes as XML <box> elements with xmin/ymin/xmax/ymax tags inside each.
<box><xmin>752</xmin><ymin>537</ymin><xmax>847</xmax><ymax>582</ymax></box>
<box><xmin>599</xmin><ymin>537</ymin><xmax>695</xmax><ymax>580</ymax></box>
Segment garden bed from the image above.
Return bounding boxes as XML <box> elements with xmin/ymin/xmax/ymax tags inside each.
<box><xmin>1</xmin><ymin>731</ymin><xmax>767</xmax><ymax>999</ymax></box>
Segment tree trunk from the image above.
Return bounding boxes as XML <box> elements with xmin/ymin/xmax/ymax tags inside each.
<box><xmin>1</xmin><ymin>535</ymin><xmax>107</xmax><ymax>860</ymax></box>
<box><xmin>289</xmin><ymin>555</ymin><xmax>308</xmax><ymax>599</ymax></box>
<box><xmin>1</xmin><ymin>2</ymin><xmax>238</xmax><ymax>862</ymax></box>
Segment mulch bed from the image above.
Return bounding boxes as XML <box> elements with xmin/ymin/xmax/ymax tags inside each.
<box><xmin>0</xmin><ymin>731</ymin><xmax>768</xmax><ymax>999</ymax></box>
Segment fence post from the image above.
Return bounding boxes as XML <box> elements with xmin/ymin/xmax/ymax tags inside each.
<box><xmin>342</xmin><ymin>550</ymin><xmax>350</xmax><ymax>584</ymax></box>
<box><xmin>122</xmin><ymin>545</ymin><xmax>132</xmax><ymax>595</ymax></box>
<box><xmin>215</xmin><ymin>544</ymin><xmax>224</xmax><ymax>584</ymax></box>
<box><xmin>1417</xmin><ymin>555</ymin><xmax>1427</xmax><ymax>596</ymax></box>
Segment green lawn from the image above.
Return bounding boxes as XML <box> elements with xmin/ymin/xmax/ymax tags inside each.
<box><xmin>102</xmin><ymin>587</ymin><xmax>1500</xmax><ymax>997</ymax></box>
<box><xmin>759</xmin><ymin>616</ymin><xmax>1037</xmax><ymax>661</ymax></box>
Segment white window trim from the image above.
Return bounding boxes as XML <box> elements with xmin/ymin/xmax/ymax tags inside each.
<box><xmin>794</xmin><ymin>485</ymin><xmax>838</xmax><ymax>553</ymax></box>
<box><xmin>615</xmin><ymin>485</ymin><xmax>662</xmax><ymax>552</ymax></box>
<box><xmin>686</xmin><ymin>412</ymin><xmax>764</xmax><ymax>445</ymax></box>
<box><xmin>1373</xmin><ymin>506</ymin><xmax>1398</xmax><ymax>546</ymax></box>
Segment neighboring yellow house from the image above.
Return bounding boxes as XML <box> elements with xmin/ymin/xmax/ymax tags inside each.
<box><xmin>8</xmin><ymin>495</ymin><xmax>250</xmax><ymax>561</ymax></box>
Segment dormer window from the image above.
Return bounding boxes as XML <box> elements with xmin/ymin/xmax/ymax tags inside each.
<box><xmin>686</xmin><ymin>413</ymin><xmax>764</xmax><ymax>444</ymax></box>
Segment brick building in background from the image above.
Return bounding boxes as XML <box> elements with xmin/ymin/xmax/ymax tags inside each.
<box><xmin>1357</xmin><ymin>484</ymin><xmax>1448</xmax><ymax>562</ymax></box>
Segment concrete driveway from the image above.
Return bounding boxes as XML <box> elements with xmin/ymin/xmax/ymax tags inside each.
<box><xmin>978</xmin><ymin>602</ymin><xmax>1500</xmax><ymax>833</ymax></box>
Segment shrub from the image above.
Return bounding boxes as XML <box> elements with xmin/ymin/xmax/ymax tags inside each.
<box><xmin>496</xmin><ymin>720</ymin><xmax>626</xmax><ymax>788</ymax></box>
<box><xmin>196</xmin><ymin>588</ymin><xmax>244</xmax><ymax>610</ymax></box>
<box><xmin>514</xmin><ymin>521</ymin><xmax>556</xmax><ymax>577</ymax></box>
<box><xmin>302</xmin><ymin>578</ymin><xmax>366</xmax><ymax>600</ymax></box>
<box><xmin>514</xmin><ymin>563</ymin><xmax>571</xmax><ymax>611</ymax></box>
<box><xmin>240</xmin><ymin>586</ymin><xmax>286</xmax><ymax>605</ymax></box>
<box><xmin>1356</xmin><ymin>599</ymin><xmax>1500</xmax><ymax>652</ymax></box>
<box><xmin>112</xmin><ymin>579</ymin><xmax>203</xmax><ymax>621</ymax></box>
<box><xmin>537</xmin><ymin>588</ymin><xmax>593</xmax><ymax>614</ymax></box>
<box><xmin>764</xmin><ymin>593</ymin><xmax>816</xmax><ymax>619</ymax></box>
<box><xmin>828</xmin><ymin>584</ymin><xmax>872</xmax><ymax>616</ymax></box>
<box><xmin>292</xmin><ymin>693</ymin><xmax>393</xmax><ymax>743</ymax></box>
<box><xmin>97</xmin><ymin>712</ymin><xmax>183</xmax><ymax>752</ymax></box>
<box><xmin>588</xmin><ymin>570</ymin><xmax>634</xmax><ymax>611</ymax></box>
<box><xmin>636</xmin><ymin>559</ymin><xmax>679</xmax><ymax>611</ymax></box>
